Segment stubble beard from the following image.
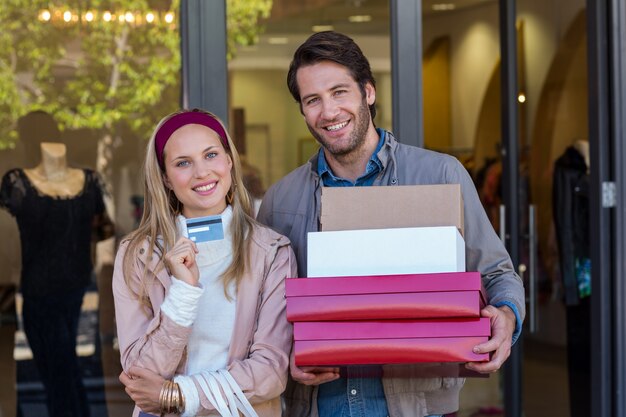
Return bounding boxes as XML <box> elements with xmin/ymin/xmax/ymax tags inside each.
<box><xmin>307</xmin><ymin>99</ymin><xmax>371</xmax><ymax>164</ymax></box>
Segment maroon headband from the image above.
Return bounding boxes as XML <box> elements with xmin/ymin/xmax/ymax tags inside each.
<box><xmin>155</xmin><ymin>111</ymin><xmax>229</xmax><ymax>168</ymax></box>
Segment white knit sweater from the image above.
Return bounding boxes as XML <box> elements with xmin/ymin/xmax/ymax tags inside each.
<box><xmin>160</xmin><ymin>206</ymin><xmax>237</xmax><ymax>416</ymax></box>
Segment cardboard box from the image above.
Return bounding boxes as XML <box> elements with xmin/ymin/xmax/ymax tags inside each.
<box><xmin>293</xmin><ymin>318</ymin><xmax>491</xmax><ymax>366</ymax></box>
<box><xmin>286</xmin><ymin>272</ymin><xmax>486</xmax><ymax>322</ymax></box>
<box><xmin>320</xmin><ymin>184</ymin><xmax>464</xmax><ymax>236</ymax></box>
<box><xmin>307</xmin><ymin>226</ymin><xmax>465</xmax><ymax>277</ymax></box>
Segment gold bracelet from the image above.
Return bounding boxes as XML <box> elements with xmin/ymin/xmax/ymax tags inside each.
<box><xmin>158</xmin><ymin>380</ymin><xmax>168</xmax><ymax>413</ymax></box>
<box><xmin>158</xmin><ymin>379</ymin><xmax>185</xmax><ymax>415</ymax></box>
<box><xmin>167</xmin><ymin>380</ymin><xmax>175</xmax><ymax>414</ymax></box>
<box><xmin>170</xmin><ymin>380</ymin><xmax>178</xmax><ymax>414</ymax></box>
<box><xmin>176</xmin><ymin>382</ymin><xmax>185</xmax><ymax>414</ymax></box>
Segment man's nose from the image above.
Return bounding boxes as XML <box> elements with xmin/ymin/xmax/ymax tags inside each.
<box><xmin>321</xmin><ymin>99</ymin><xmax>340</xmax><ymax>120</ymax></box>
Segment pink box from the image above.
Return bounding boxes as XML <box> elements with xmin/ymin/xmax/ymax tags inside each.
<box><xmin>286</xmin><ymin>272</ymin><xmax>487</xmax><ymax>322</ymax></box>
<box><xmin>293</xmin><ymin>318</ymin><xmax>491</xmax><ymax>366</ymax></box>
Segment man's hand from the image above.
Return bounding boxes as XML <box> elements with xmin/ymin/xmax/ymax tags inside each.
<box><xmin>119</xmin><ymin>366</ymin><xmax>165</xmax><ymax>413</ymax></box>
<box><xmin>465</xmin><ymin>304</ymin><xmax>516</xmax><ymax>374</ymax></box>
<box><xmin>290</xmin><ymin>349</ymin><xmax>340</xmax><ymax>385</ymax></box>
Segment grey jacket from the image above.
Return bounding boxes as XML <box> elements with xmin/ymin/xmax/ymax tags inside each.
<box><xmin>257</xmin><ymin>131</ymin><xmax>525</xmax><ymax>417</ymax></box>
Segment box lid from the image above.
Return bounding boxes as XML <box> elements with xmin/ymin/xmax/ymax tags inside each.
<box><xmin>320</xmin><ymin>184</ymin><xmax>464</xmax><ymax>236</ymax></box>
<box><xmin>287</xmin><ymin>271</ymin><xmax>485</xmax><ymax>301</ymax></box>
<box><xmin>307</xmin><ymin>226</ymin><xmax>465</xmax><ymax>277</ymax></box>
<box><xmin>294</xmin><ymin>318</ymin><xmax>491</xmax><ymax>341</ymax></box>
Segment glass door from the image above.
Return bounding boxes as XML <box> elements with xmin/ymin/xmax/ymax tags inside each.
<box><xmin>515</xmin><ymin>1</ymin><xmax>589</xmax><ymax>416</ymax></box>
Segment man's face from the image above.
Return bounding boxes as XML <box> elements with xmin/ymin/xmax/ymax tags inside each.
<box><xmin>296</xmin><ymin>61</ymin><xmax>375</xmax><ymax>157</ymax></box>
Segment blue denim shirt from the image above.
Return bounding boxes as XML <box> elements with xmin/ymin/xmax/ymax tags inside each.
<box><xmin>316</xmin><ymin>130</ymin><xmax>389</xmax><ymax>417</ymax></box>
<box><xmin>317</xmin><ymin>130</ymin><xmax>385</xmax><ymax>187</ymax></box>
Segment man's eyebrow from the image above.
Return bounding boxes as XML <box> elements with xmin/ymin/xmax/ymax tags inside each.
<box><xmin>301</xmin><ymin>83</ymin><xmax>352</xmax><ymax>102</ymax></box>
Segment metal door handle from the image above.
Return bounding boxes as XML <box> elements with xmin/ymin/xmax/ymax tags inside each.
<box><xmin>528</xmin><ymin>204</ymin><xmax>538</xmax><ymax>333</ymax></box>
<box><xmin>499</xmin><ymin>204</ymin><xmax>506</xmax><ymax>243</ymax></box>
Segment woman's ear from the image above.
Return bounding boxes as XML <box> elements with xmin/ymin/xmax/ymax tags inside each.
<box><xmin>163</xmin><ymin>174</ymin><xmax>172</xmax><ymax>190</ymax></box>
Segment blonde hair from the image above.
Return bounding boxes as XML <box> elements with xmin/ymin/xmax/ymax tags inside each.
<box><xmin>122</xmin><ymin>109</ymin><xmax>258</xmax><ymax>312</ymax></box>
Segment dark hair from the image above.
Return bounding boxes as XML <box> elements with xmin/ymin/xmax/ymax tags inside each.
<box><xmin>287</xmin><ymin>31</ymin><xmax>377</xmax><ymax>119</ymax></box>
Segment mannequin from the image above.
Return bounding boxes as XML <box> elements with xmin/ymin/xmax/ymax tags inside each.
<box><xmin>552</xmin><ymin>139</ymin><xmax>590</xmax><ymax>417</ymax></box>
<box><xmin>0</xmin><ymin>141</ymin><xmax>112</xmax><ymax>417</ymax></box>
<box><xmin>23</xmin><ymin>142</ymin><xmax>85</xmax><ymax>197</ymax></box>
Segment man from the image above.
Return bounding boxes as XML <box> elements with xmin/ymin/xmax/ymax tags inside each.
<box><xmin>257</xmin><ymin>31</ymin><xmax>525</xmax><ymax>417</ymax></box>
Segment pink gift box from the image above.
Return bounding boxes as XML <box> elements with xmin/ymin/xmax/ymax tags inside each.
<box><xmin>286</xmin><ymin>272</ymin><xmax>487</xmax><ymax>322</ymax></box>
<box><xmin>293</xmin><ymin>318</ymin><xmax>491</xmax><ymax>366</ymax></box>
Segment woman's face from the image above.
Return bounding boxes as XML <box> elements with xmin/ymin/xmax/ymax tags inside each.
<box><xmin>162</xmin><ymin>123</ymin><xmax>233</xmax><ymax>218</ymax></box>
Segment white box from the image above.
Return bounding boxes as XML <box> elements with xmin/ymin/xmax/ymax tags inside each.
<box><xmin>307</xmin><ymin>226</ymin><xmax>465</xmax><ymax>277</ymax></box>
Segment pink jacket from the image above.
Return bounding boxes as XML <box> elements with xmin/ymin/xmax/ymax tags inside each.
<box><xmin>113</xmin><ymin>224</ymin><xmax>297</xmax><ymax>416</ymax></box>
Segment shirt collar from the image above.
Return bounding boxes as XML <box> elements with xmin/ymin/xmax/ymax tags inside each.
<box><xmin>317</xmin><ymin>129</ymin><xmax>386</xmax><ymax>185</ymax></box>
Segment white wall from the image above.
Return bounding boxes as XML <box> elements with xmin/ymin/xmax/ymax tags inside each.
<box><xmin>424</xmin><ymin>3</ymin><xmax>500</xmax><ymax>150</ymax></box>
<box><xmin>518</xmin><ymin>0</ymin><xmax>586</xmax><ymax>148</ymax></box>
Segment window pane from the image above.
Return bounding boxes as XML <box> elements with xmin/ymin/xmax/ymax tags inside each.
<box><xmin>0</xmin><ymin>3</ymin><xmax>180</xmax><ymax>416</ymax></box>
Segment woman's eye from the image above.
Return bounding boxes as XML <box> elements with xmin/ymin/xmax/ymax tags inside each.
<box><xmin>206</xmin><ymin>152</ymin><xmax>218</xmax><ymax>159</ymax></box>
<box><xmin>176</xmin><ymin>160</ymin><xmax>190</xmax><ymax>167</ymax></box>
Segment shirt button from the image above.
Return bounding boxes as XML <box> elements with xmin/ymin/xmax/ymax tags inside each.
<box><xmin>350</xmin><ymin>389</ymin><xmax>357</xmax><ymax>395</ymax></box>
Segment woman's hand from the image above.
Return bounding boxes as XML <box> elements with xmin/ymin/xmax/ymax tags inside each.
<box><xmin>119</xmin><ymin>366</ymin><xmax>166</xmax><ymax>414</ymax></box>
<box><xmin>164</xmin><ymin>237</ymin><xmax>200</xmax><ymax>286</ymax></box>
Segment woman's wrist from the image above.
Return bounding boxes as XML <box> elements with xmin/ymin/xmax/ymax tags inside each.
<box><xmin>158</xmin><ymin>379</ymin><xmax>185</xmax><ymax>415</ymax></box>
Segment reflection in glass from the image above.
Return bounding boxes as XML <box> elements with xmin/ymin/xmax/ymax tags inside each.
<box><xmin>0</xmin><ymin>2</ymin><xmax>181</xmax><ymax>416</ymax></box>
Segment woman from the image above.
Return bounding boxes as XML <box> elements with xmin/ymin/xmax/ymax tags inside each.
<box><xmin>113</xmin><ymin>109</ymin><xmax>296</xmax><ymax>417</ymax></box>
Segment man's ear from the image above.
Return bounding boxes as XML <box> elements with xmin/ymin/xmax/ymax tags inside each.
<box><xmin>365</xmin><ymin>82</ymin><xmax>376</xmax><ymax>106</ymax></box>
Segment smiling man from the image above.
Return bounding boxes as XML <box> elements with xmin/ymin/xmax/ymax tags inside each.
<box><xmin>257</xmin><ymin>31</ymin><xmax>525</xmax><ymax>417</ymax></box>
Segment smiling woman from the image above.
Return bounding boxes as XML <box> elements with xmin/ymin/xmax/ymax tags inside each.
<box><xmin>161</xmin><ymin>123</ymin><xmax>233</xmax><ymax>219</ymax></box>
<box><xmin>111</xmin><ymin>109</ymin><xmax>297</xmax><ymax>417</ymax></box>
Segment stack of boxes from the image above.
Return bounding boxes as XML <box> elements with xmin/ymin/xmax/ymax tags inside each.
<box><xmin>285</xmin><ymin>184</ymin><xmax>491</xmax><ymax>375</ymax></box>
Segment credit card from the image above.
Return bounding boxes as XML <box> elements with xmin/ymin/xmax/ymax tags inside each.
<box><xmin>186</xmin><ymin>215</ymin><xmax>224</xmax><ymax>243</ymax></box>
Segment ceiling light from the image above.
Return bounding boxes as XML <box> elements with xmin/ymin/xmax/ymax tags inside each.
<box><xmin>312</xmin><ymin>25</ymin><xmax>334</xmax><ymax>32</ymax></box>
<box><xmin>518</xmin><ymin>93</ymin><xmax>526</xmax><ymax>103</ymax></box>
<box><xmin>349</xmin><ymin>15</ymin><xmax>372</xmax><ymax>23</ymax></box>
<box><xmin>432</xmin><ymin>3</ymin><xmax>456</xmax><ymax>11</ymax></box>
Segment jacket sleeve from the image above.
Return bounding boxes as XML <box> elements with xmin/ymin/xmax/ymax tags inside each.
<box><xmin>257</xmin><ymin>185</ymin><xmax>275</xmax><ymax>227</ymax></box>
<box><xmin>448</xmin><ymin>158</ymin><xmax>526</xmax><ymax>340</ymax></box>
<box><xmin>191</xmin><ymin>243</ymin><xmax>297</xmax><ymax>413</ymax></box>
<box><xmin>112</xmin><ymin>240</ymin><xmax>191</xmax><ymax>379</ymax></box>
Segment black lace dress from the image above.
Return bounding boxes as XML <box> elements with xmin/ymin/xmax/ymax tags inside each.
<box><xmin>0</xmin><ymin>167</ymin><xmax>107</xmax><ymax>417</ymax></box>
<box><xmin>0</xmin><ymin>168</ymin><xmax>106</xmax><ymax>297</ymax></box>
